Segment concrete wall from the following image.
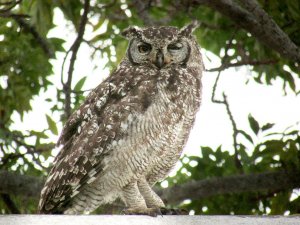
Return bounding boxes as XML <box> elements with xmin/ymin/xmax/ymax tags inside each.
<box><xmin>0</xmin><ymin>215</ymin><xmax>299</xmax><ymax>225</ymax></box>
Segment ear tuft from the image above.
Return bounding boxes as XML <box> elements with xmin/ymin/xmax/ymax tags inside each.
<box><xmin>179</xmin><ymin>20</ymin><xmax>199</xmax><ymax>37</ymax></box>
<box><xmin>121</xmin><ymin>26</ymin><xmax>142</xmax><ymax>39</ymax></box>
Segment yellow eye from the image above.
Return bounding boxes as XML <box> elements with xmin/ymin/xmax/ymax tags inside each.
<box><xmin>138</xmin><ymin>43</ymin><xmax>151</xmax><ymax>54</ymax></box>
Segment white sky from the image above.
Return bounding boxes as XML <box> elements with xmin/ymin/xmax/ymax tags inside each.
<box><xmin>9</xmin><ymin>8</ymin><xmax>300</xmax><ymax>161</ymax></box>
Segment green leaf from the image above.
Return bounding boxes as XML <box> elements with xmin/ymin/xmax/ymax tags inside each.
<box><xmin>261</xmin><ymin>123</ymin><xmax>274</xmax><ymax>131</ymax></box>
<box><xmin>287</xmin><ymin>130</ymin><xmax>299</xmax><ymax>136</ymax></box>
<box><xmin>49</xmin><ymin>37</ymin><xmax>65</xmax><ymax>52</ymax></box>
<box><xmin>46</xmin><ymin>114</ymin><xmax>58</xmax><ymax>135</ymax></box>
<box><xmin>284</xmin><ymin>71</ymin><xmax>296</xmax><ymax>92</ymax></box>
<box><xmin>239</xmin><ymin>130</ymin><xmax>253</xmax><ymax>144</ymax></box>
<box><xmin>248</xmin><ymin>114</ymin><xmax>260</xmax><ymax>135</ymax></box>
<box><xmin>29</xmin><ymin>130</ymin><xmax>49</xmax><ymax>139</ymax></box>
<box><xmin>74</xmin><ymin>76</ymin><xmax>87</xmax><ymax>92</ymax></box>
<box><xmin>92</xmin><ymin>17</ymin><xmax>107</xmax><ymax>32</ymax></box>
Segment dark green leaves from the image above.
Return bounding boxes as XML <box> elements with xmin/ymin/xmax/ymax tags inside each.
<box><xmin>0</xmin><ymin>18</ymin><xmax>53</xmax><ymax>123</ymax></box>
<box><xmin>166</xmin><ymin>124</ymin><xmax>300</xmax><ymax>215</ymax></box>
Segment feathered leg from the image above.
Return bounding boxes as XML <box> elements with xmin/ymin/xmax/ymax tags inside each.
<box><xmin>121</xmin><ymin>181</ymin><xmax>161</xmax><ymax>216</ymax></box>
<box><xmin>137</xmin><ymin>178</ymin><xmax>165</xmax><ymax>208</ymax></box>
<box><xmin>138</xmin><ymin>178</ymin><xmax>188</xmax><ymax>215</ymax></box>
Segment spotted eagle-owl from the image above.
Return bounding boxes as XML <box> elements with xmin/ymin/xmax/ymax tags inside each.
<box><xmin>38</xmin><ymin>22</ymin><xmax>203</xmax><ymax>215</ymax></box>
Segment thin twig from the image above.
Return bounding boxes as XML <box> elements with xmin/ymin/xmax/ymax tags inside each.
<box><xmin>211</xmin><ymin>71</ymin><xmax>222</xmax><ymax>103</ymax></box>
<box><xmin>0</xmin><ymin>130</ymin><xmax>54</xmax><ymax>169</ymax></box>
<box><xmin>0</xmin><ymin>0</ymin><xmax>22</xmax><ymax>13</ymax></box>
<box><xmin>60</xmin><ymin>48</ymin><xmax>72</xmax><ymax>89</ymax></box>
<box><xmin>222</xmin><ymin>93</ymin><xmax>243</xmax><ymax>173</ymax></box>
<box><xmin>0</xmin><ymin>153</ymin><xmax>25</xmax><ymax>169</ymax></box>
<box><xmin>210</xmin><ymin>28</ymin><xmax>244</xmax><ymax>172</ymax></box>
<box><xmin>211</xmin><ymin>29</ymin><xmax>237</xmax><ymax>103</ymax></box>
<box><xmin>211</xmin><ymin>73</ymin><xmax>243</xmax><ymax>173</ymax></box>
<box><xmin>62</xmin><ymin>0</ymin><xmax>90</xmax><ymax>119</ymax></box>
<box><xmin>207</xmin><ymin>59</ymin><xmax>279</xmax><ymax>72</ymax></box>
<box><xmin>0</xmin><ymin>12</ymin><xmax>29</xmax><ymax>18</ymax></box>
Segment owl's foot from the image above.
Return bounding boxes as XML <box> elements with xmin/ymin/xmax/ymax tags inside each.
<box><xmin>160</xmin><ymin>207</ymin><xmax>189</xmax><ymax>215</ymax></box>
<box><xmin>122</xmin><ymin>207</ymin><xmax>162</xmax><ymax>217</ymax></box>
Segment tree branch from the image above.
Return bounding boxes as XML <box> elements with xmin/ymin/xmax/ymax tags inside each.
<box><xmin>0</xmin><ymin>170</ymin><xmax>44</xmax><ymax>199</ymax></box>
<box><xmin>157</xmin><ymin>170</ymin><xmax>300</xmax><ymax>204</ymax></box>
<box><xmin>1</xmin><ymin>170</ymin><xmax>299</xmax><ymax>206</ymax></box>
<box><xmin>62</xmin><ymin>0</ymin><xmax>90</xmax><ymax>119</ymax></box>
<box><xmin>194</xmin><ymin>0</ymin><xmax>300</xmax><ymax>63</ymax></box>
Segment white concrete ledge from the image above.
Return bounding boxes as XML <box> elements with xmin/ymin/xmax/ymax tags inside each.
<box><xmin>1</xmin><ymin>215</ymin><xmax>300</xmax><ymax>225</ymax></box>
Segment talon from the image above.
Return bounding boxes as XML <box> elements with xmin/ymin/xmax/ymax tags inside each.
<box><xmin>122</xmin><ymin>207</ymin><xmax>161</xmax><ymax>217</ymax></box>
<box><xmin>160</xmin><ymin>207</ymin><xmax>189</xmax><ymax>215</ymax></box>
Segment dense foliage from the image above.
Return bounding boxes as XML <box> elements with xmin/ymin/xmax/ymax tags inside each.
<box><xmin>0</xmin><ymin>0</ymin><xmax>299</xmax><ymax>215</ymax></box>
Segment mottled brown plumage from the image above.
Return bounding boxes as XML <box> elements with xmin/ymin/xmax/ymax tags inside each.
<box><xmin>38</xmin><ymin>22</ymin><xmax>203</xmax><ymax>215</ymax></box>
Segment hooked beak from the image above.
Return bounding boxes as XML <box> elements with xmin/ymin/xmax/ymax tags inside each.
<box><xmin>155</xmin><ymin>50</ymin><xmax>164</xmax><ymax>69</ymax></box>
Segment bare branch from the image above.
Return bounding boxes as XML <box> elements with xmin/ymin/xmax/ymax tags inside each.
<box><xmin>222</xmin><ymin>93</ymin><xmax>243</xmax><ymax>172</ymax></box>
<box><xmin>62</xmin><ymin>0</ymin><xmax>90</xmax><ymax>119</ymax></box>
<box><xmin>207</xmin><ymin>59</ymin><xmax>279</xmax><ymax>72</ymax></box>
<box><xmin>211</xmin><ymin>72</ymin><xmax>243</xmax><ymax>172</ymax></box>
<box><xmin>211</xmin><ymin>71</ymin><xmax>222</xmax><ymax>104</ymax></box>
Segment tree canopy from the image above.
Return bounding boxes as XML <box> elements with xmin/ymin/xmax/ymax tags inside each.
<box><xmin>0</xmin><ymin>0</ymin><xmax>300</xmax><ymax>215</ymax></box>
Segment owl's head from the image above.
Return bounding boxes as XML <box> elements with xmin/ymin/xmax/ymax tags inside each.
<box><xmin>121</xmin><ymin>22</ymin><xmax>200</xmax><ymax>70</ymax></box>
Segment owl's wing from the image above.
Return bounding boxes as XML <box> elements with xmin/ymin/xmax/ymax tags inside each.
<box><xmin>57</xmin><ymin>82</ymin><xmax>110</xmax><ymax>147</ymax></box>
<box><xmin>39</xmin><ymin>68</ymin><xmax>157</xmax><ymax>213</ymax></box>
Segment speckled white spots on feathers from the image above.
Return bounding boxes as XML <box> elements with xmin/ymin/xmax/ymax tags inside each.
<box><xmin>38</xmin><ymin>24</ymin><xmax>203</xmax><ymax>214</ymax></box>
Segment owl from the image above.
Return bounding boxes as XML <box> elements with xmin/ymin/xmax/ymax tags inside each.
<box><xmin>38</xmin><ymin>21</ymin><xmax>203</xmax><ymax>216</ymax></box>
